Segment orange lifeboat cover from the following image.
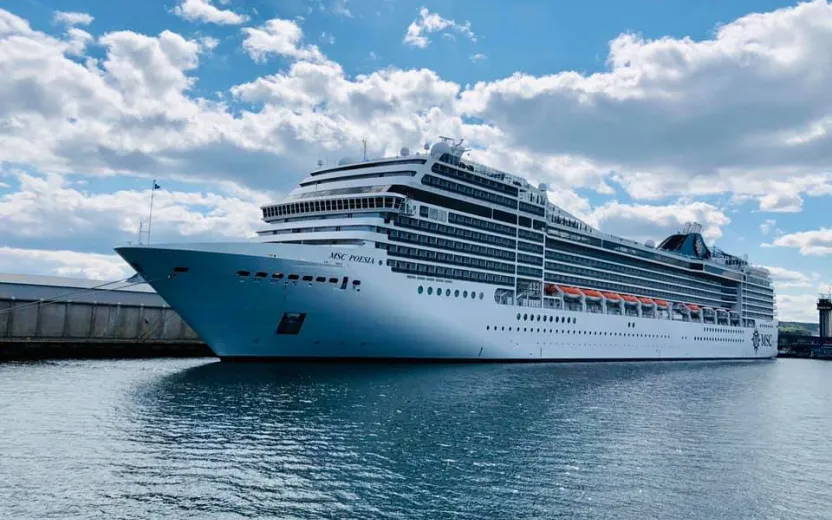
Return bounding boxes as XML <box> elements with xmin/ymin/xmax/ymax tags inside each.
<box><xmin>560</xmin><ymin>286</ymin><xmax>583</xmax><ymax>296</ymax></box>
<box><xmin>601</xmin><ymin>291</ymin><xmax>621</xmax><ymax>301</ymax></box>
<box><xmin>583</xmin><ymin>289</ymin><xmax>603</xmax><ymax>298</ymax></box>
<box><xmin>638</xmin><ymin>296</ymin><xmax>655</xmax><ymax>305</ymax></box>
<box><xmin>621</xmin><ymin>294</ymin><xmax>639</xmax><ymax>303</ymax></box>
<box><xmin>654</xmin><ymin>299</ymin><xmax>669</xmax><ymax>307</ymax></box>
<box><xmin>687</xmin><ymin>303</ymin><xmax>701</xmax><ymax>312</ymax></box>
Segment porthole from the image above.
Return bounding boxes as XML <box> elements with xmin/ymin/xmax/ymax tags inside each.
<box><xmin>446</xmin><ymin>289</ymin><xmax>451</xmax><ymax>296</ymax></box>
<box><xmin>418</xmin><ymin>286</ymin><xmax>424</xmax><ymax>294</ymax></box>
<box><xmin>463</xmin><ymin>291</ymin><xmax>468</xmax><ymax>298</ymax></box>
<box><xmin>479</xmin><ymin>292</ymin><xmax>484</xmax><ymax>300</ymax></box>
<box><xmin>455</xmin><ymin>290</ymin><xmax>460</xmax><ymax>297</ymax></box>
<box><xmin>437</xmin><ymin>289</ymin><xmax>442</xmax><ymax>297</ymax></box>
<box><xmin>428</xmin><ymin>287</ymin><xmax>433</xmax><ymax>295</ymax></box>
<box><xmin>524</xmin><ymin>314</ymin><xmax>528</xmax><ymax>321</ymax></box>
<box><xmin>273</xmin><ymin>273</ymin><xmax>284</xmax><ymax>280</ymax></box>
<box><xmin>555</xmin><ymin>317</ymin><xmax>560</xmax><ymax>323</ymax></box>
<box><xmin>471</xmin><ymin>292</ymin><xmax>476</xmax><ymax>299</ymax></box>
<box><xmin>302</xmin><ymin>275</ymin><xmax>313</xmax><ymax>281</ymax></box>
<box><xmin>316</xmin><ymin>276</ymin><xmax>326</xmax><ymax>282</ymax></box>
<box><xmin>516</xmin><ymin>313</ymin><xmax>521</xmax><ymax>320</ymax></box>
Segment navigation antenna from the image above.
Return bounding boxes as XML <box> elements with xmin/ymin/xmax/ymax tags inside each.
<box><xmin>438</xmin><ymin>136</ymin><xmax>470</xmax><ymax>156</ymax></box>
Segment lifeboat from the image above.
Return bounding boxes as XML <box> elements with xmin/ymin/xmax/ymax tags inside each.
<box><xmin>544</xmin><ymin>283</ymin><xmax>559</xmax><ymax>296</ymax></box>
<box><xmin>654</xmin><ymin>299</ymin><xmax>669</xmax><ymax>309</ymax></box>
<box><xmin>622</xmin><ymin>294</ymin><xmax>639</xmax><ymax>305</ymax></box>
<box><xmin>560</xmin><ymin>285</ymin><xmax>583</xmax><ymax>298</ymax></box>
<box><xmin>686</xmin><ymin>304</ymin><xmax>701</xmax><ymax>313</ymax></box>
<box><xmin>602</xmin><ymin>291</ymin><xmax>621</xmax><ymax>302</ymax></box>
<box><xmin>638</xmin><ymin>296</ymin><xmax>655</xmax><ymax>306</ymax></box>
<box><xmin>583</xmin><ymin>289</ymin><xmax>603</xmax><ymax>301</ymax></box>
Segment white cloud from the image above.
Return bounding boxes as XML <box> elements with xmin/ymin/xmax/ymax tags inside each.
<box><xmin>242</xmin><ymin>18</ymin><xmax>326</xmax><ymax>63</ymax></box>
<box><xmin>587</xmin><ymin>200</ymin><xmax>730</xmax><ymax>244</ymax></box>
<box><xmin>65</xmin><ymin>27</ymin><xmax>93</xmax><ymax>56</ymax></box>
<box><xmin>770</xmin><ymin>228</ymin><xmax>832</xmax><ymax>255</ymax></box>
<box><xmin>777</xmin><ymin>293</ymin><xmax>821</xmax><ymax>322</ymax></box>
<box><xmin>763</xmin><ymin>265</ymin><xmax>818</xmax><ymax>289</ymax></box>
<box><xmin>0</xmin><ymin>246</ymin><xmax>131</xmax><ymax>280</ymax></box>
<box><xmin>470</xmin><ymin>53</ymin><xmax>487</xmax><ymax>63</ymax></box>
<box><xmin>53</xmin><ymin>11</ymin><xmax>93</xmax><ymax>27</ymax></box>
<box><xmin>173</xmin><ymin>0</ymin><xmax>248</xmax><ymax>25</ymax></box>
<box><xmin>403</xmin><ymin>7</ymin><xmax>476</xmax><ymax>48</ymax></box>
<box><xmin>3</xmin><ymin>1</ymin><xmax>832</xmax><ymax>223</ymax></box>
<box><xmin>0</xmin><ymin>172</ymin><xmax>272</xmax><ymax>245</ymax></box>
<box><xmin>456</xmin><ymin>0</ymin><xmax>832</xmax><ymax>208</ymax></box>
<box><xmin>760</xmin><ymin>218</ymin><xmax>776</xmax><ymax>235</ymax></box>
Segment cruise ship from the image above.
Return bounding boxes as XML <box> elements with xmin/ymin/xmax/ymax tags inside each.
<box><xmin>115</xmin><ymin>138</ymin><xmax>778</xmax><ymax>361</ymax></box>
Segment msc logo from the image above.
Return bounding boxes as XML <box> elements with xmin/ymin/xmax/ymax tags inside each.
<box><xmin>752</xmin><ymin>330</ymin><xmax>760</xmax><ymax>352</ymax></box>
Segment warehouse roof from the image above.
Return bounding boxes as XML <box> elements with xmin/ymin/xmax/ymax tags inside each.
<box><xmin>0</xmin><ymin>272</ymin><xmax>155</xmax><ymax>293</ymax></box>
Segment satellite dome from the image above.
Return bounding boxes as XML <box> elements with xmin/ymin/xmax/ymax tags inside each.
<box><xmin>400</xmin><ymin>146</ymin><xmax>410</xmax><ymax>157</ymax></box>
<box><xmin>645</xmin><ymin>239</ymin><xmax>656</xmax><ymax>248</ymax></box>
<box><xmin>430</xmin><ymin>141</ymin><xmax>452</xmax><ymax>158</ymax></box>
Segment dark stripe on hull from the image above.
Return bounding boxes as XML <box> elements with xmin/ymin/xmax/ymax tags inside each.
<box><xmin>219</xmin><ymin>355</ymin><xmax>776</xmax><ymax>364</ymax></box>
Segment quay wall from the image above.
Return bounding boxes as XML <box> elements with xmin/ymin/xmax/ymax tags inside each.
<box><xmin>0</xmin><ymin>273</ymin><xmax>212</xmax><ymax>360</ymax></box>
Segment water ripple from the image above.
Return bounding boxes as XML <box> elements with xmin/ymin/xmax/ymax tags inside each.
<box><xmin>1</xmin><ymin>359</ymin><xmax>831</xmax><ymax>519</ymax></box>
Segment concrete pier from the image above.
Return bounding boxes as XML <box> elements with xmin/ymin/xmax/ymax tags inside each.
<box><xmin>0</xmin><ymin>273</ymin><xmax>212</xmax><ymax>361</ymax></box>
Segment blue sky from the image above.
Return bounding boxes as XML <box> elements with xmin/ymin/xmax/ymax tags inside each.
<box><xmin>1</xmin><ymin>0</ymin><xmax>831</xmax><ymax>321</ymax></box>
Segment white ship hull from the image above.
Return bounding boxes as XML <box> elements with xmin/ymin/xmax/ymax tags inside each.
<box><xmin>115</xmin><ymin>243</ymin><xmax>778</xmax><ymax>361</ymax></box>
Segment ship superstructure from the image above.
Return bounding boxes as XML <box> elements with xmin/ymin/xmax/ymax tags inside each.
<box><xmin>115</xmin><ymin>138</ymin><xmax>778</xmax><ymax>360</ymax></box>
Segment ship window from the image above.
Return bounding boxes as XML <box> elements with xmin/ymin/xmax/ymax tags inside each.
<box><xmin>517</xmin><ymin>313</ymin><xmax>521</xmax><ymax>320</ymax></box>
<box><xmin>273</xmin><ymin>273</ymin><xmax>284</xmax><ymax>279</ymax></box>
<box><xmin>524</xmin><ymin>314</ymin><xmax>528</xmax><ymax>321</ymax></box>
<box><xmin>329</xmin><ymin>277</ymin><xmax>338</xmax><ymax>283</ymax></box>
<box><xmin>288</xmin><ymin>274</ymin><xmax>299</xmax><ymax>280</ymax></box>
<box><xmin>418</xmin><ymin>286</ymin><xmax>424</xmax><ymax>294</ymax></box>
<box><xmin>428</xmin><ymin>287</ymin><xmax>433</xmax><ymax>295</ymax></box>
<box><xmin>173</xmin><ymin>266</ymin><xmax>190</xmax><ymax>273</ymax></box>
<box><xmin>352</xmin><ymin>280</ymin><xmax>361</xmax><ymax>286</ymax></box>
<box><xmin>446</xmin><ymin>289</ymin><xmax>451</xmax><ymax>296</ymax></box>
<box><xmin>456</xmin><ymin>290</ymin><xmax>460</xmax><ymax>297</ymax></box>
<box><xmin>237</xmin><ymin>270</ymin><xmax>251</xmax><ymax>277</ymax></box>
<box><xmin>315</xmin><ymin>276</ymin><xmax>326</xmax><ymax>282</ymax></box>
<box><xmin>463</xmin><ymin>291</ymin><xmax>469</xmax><ymax>298</ymax></box>
<box><xmin>479</xmin><ymin>292</ymin><xmax>484</xmax><ymax>299</ymax></box>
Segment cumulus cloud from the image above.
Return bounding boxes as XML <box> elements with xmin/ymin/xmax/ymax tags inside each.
<box><xmin>53</xmin><ymin>11</ymin><xmax>93</xmax><ymax>26</ymax></box>
<box><xmin>0</xmin><ymin>246</ymin><xmax>131</xmax><ymax>280</ymax></box>
<box><xmin>403</xmin><ymin>7</ymin><xmax>476</xmax><ymax>48</ymax></box>
<box><xmin>763</xmin><ymin>265</ymin><xmax>818</xmax><ymax>289</ymax></box>
<box><xmin>242</xmin><ymin>18</ymin><xmax>327</xmax><ymax>63</ymax></box>
<box><xmin>172</xmin><ymin>0</ymin><xmax>248</xmax><ymax>25</ymax></box>
<box><xmin>456</xmin><ymin>0</ymin><xmax>832</xmax><ymax>209</ymax></box>
<box><xmin>760</xmin><ymin>219</ymin><xmax>777</xmax><ymax>235</ymax></box>
<box><xmin>0</xmin><ymin>172</ymin><xmax>272</xmax><ymax>250</ymax></box>
<box><xmin>769</xmin><ymin>228</ymin><xmax>832</xmax><ymax>255</ymax></box>
<box><xmin>588</xmin><ymin>200</ymin><xmax>730</xmax><ymax>244</ymax></box>
<box><xmin>3</xmin><ymin>1</ymin><xmax>832</xmax><ymax>228</ymax></box>
<box><xmin>777</xmin><ymin>293</ymin><xmax>822</xmax><ymax>322</ymax></box>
